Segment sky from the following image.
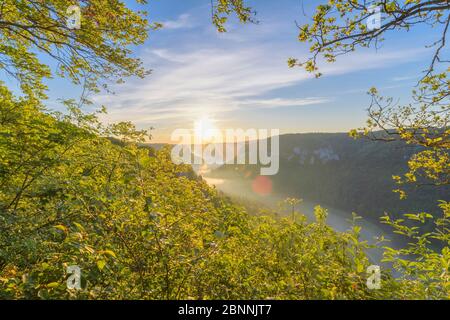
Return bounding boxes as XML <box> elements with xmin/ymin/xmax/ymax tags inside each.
<box><xmin>6</xmin><ymin>0</ymin><xmax>447</xmax><ymax>143</ymax></box>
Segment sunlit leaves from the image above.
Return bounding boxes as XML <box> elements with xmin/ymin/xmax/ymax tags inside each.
<box><xmin>211</xmin><ymin>0</ymin><xmax>256</xmax><ymax>33</ymax></box>
<box><xmin>0</xmin><ymin>0</ymin><xmax>150</xmax><ymax>101</ymax></box>
<box><xmin>0</xmin><ymin>90</ymin><xmax>388</xmax><ymax>299</ymax></box>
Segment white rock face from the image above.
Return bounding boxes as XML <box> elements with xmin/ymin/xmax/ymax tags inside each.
<box><xmin>313</xmin><ymin>147</ymin><xmax>340</xmax><ymax>163</ymax></box>
<box><xmin>289</xmin><ymin>146</ymin><xmax>340</xmax><ymax>165</ymax></box>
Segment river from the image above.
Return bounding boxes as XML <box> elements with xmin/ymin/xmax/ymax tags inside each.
<box><xmin>203</xmin><ymin>175</ymin><xmax>406</xmax><ymax>271</ymax></box>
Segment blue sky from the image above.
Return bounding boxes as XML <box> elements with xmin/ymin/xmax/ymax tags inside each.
<box><xmin>6</xmin><ymin>0</ymin><xmax>447</xmax><ymax>143</ymax></box>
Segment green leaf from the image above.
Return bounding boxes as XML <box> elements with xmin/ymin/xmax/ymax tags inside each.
<box><xmin>101</xmin><ymin>250</ymin><xmax>117</xmax><ymax>258</ymax></box>
<box><xmin>54</xmin><ymin>225</ymin><xmax>67</xmax><ymax>232</ymax></box>
<box><xmin>47</xmin><ymin>282</ymin><xmax>59</xmax><ymax>288</ymax></box>
<box><xmin>97</xmin><ymin>260</ymin><xmax>106</xmax><ymax>271</ymax></box>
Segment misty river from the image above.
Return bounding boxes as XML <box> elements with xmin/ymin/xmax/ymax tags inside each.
<box><xmin>202</xmin><ymin>175</ymin><xmax>407</xmax><ymax>272</ymax></box>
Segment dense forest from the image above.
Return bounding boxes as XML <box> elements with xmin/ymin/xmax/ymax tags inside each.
<box><xmin>0</xmin><ymin>0</ymin><xmax>449</xmax><ymax>300</ymax></box>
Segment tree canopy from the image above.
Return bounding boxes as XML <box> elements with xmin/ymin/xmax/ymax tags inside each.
<box><xmin>0</xmin><ymin>0</ymin><xmax>152</xmax><ymax>101</ymax></box>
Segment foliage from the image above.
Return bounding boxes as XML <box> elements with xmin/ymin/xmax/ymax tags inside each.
<box><xmin>0</xmin><ymin>0</ymin><xmax>151</xmax><ymax>101</ymax></box>
<box><xmin>286</xmin><ymin>1</ymin><xmax>449</xmax><ymax>196</ymax></box>
<box><xmin>210</xmin><ymin>0</ymin><xmax>256</xmax><ymax>32</ymax></box>
<box><xmin>289</xmin><ymin>0</ymin><xmax>450</xmax><ymax>299</ymax></box>
<box><xmin>290</xmin><ymin>1</ymin><xmax>450</xmax><ymax>75</ymax></box>
<box><xmin>1</xmin><ymin>95</ymin><xmax>384</xmax><ymax>299</ymax></box>
<box><xmin>380</xmin><ymin>201</ymin><xmax>449</xmax><ymax>299</ymax></box>
<box><xmin>0</xmin><ymin>0</ymin><xmax>448</xmax><ymax>300</ymax></box>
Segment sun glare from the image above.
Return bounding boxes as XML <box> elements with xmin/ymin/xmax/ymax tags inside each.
<box><xmin>194</xmin><ymin>116</ymin><xmax>218</xmax><ymax>142</ymax></box>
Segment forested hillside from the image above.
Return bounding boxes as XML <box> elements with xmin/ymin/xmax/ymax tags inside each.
<box><xmin>208</xmin><ymin>133</ymin><xmax>450</xmax><ymax>223</ymax></box>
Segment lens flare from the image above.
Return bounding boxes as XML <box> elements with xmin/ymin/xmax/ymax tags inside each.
<box><xmin>252</xmin><ymin>175</ymin><xmax>272</xmax><ymax>196</ymax></box>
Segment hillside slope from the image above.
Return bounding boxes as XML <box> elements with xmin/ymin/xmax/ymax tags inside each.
<box><xmin>208</xmin><ymin>133</ymin><xmax>449</xmax><ymax>222</ymax></box>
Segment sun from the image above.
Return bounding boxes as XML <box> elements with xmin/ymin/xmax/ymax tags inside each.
<box><xmin>194</xmin><ymin>116</ymin><xmax>218</xmax><ymax>142</ymax></box>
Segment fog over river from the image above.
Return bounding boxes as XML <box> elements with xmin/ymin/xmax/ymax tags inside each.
<box><xmin>202</xmin><ymin>174</ymin><xmax>407</xmax><ymax>272</ymax></box>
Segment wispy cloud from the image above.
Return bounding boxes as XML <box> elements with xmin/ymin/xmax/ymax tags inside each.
<box><xmin>93</xmin><ymin>4</ymin><xmax>427</xmax><ymax>141</ymax></box>
<box><xmin>95</xmin><ymin>47</ymin><xmax>318</xmax><ymax>124</ymax></box>
<box><xmin>239</xmin><ymin>97</ymin><xmax>330</xmax><ymax>108</ymax></box>
<box><xmin>96</xmin><ymin>46</ymin><xmax>422</xmax><ymax>126</ymax></box>
<box><xmin>391</xmin><ymin>75</ymin><xmax>418</xmax><ymax>82</ymax></box>
<box><xmin>161</xmin><ymin>14</ymin><xmax>194</xmax><ymax>30</ymax></box>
